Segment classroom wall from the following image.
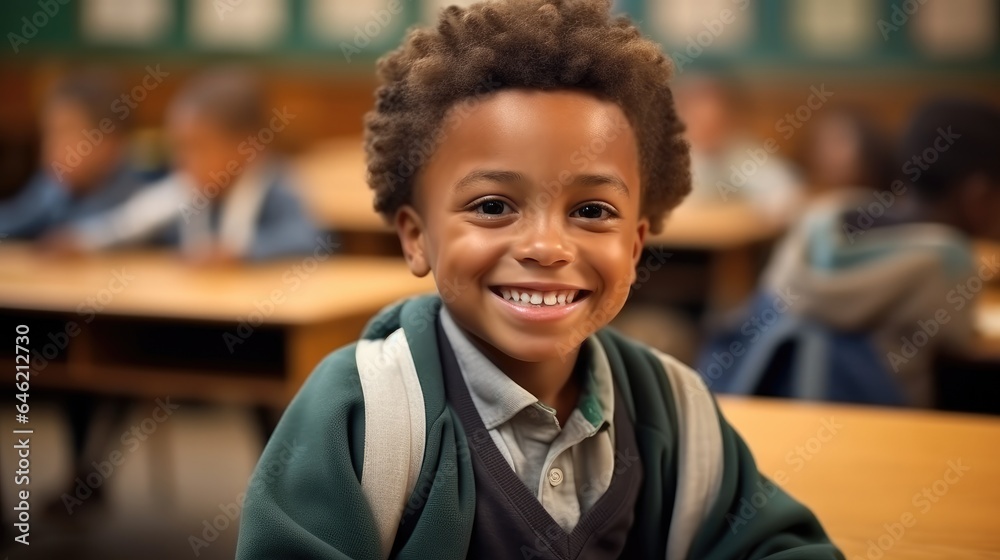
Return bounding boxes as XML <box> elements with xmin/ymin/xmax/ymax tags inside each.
<box><xmin>1</xmin><ymin>0</ymin><xmax>998</xmax><ymax>196</ymax></box>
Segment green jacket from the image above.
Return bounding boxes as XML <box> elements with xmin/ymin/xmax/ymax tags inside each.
<box><xmin>237</xmin><ymin>295</ymin><xmax>843</xmax><ymax>559</ymax></box>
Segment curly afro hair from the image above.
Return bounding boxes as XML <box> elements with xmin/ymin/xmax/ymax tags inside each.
<box><xmin>363</xmin><ymin>0</ymin><xmax>690</xmax><ymax>234</ymax></box>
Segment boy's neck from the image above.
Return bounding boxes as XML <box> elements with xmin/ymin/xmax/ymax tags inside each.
<box><xmin>466</xmin><ymin>332</ymin><xmax>583</xmax><ymax>426</ymax></box>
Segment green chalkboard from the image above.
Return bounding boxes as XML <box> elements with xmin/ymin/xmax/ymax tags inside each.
<box><xmin>1</xmin><ymin>0</ymin><xmax>998</xmax><ymax>75</ymax></box>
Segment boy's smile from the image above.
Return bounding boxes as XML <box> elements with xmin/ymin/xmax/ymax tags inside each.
<box><xmin>396</xmin><ymin>88</ymin><xmax>647</xmax><ymax>377</ymax></box>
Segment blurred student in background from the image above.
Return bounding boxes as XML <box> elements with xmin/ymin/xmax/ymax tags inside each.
<box><xmin>801</xmin><ymin>107</ymin><xmax>896</xmax><ymax>198</ymax></box>
<box><xmin>675</xmin><ymin>74</ymin><xmax>802</xmax><ymax>220</ymax></box>
<box><xmin>699</xmin><ymin>97</ymin><xmax>1000</xmax><ymax>408</ymax></box>
<box><xmin>60</xmin><ymin>69</ymin><xmax>321</xmax><ymax>263</ymax></box>
<box><xmin>0</xmin><ymin>71</ymin><xmax>155</xmax><ymax>239</ymax></box>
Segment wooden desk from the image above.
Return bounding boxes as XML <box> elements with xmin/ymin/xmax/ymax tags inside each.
<box><xmin>718</xmin><ymin>396</ymin><xmax>1000</xmax><ymax>559</ymax></box>
<box><xmin>292</xmin><ymin>138</ymin><xmax>380</xmax><ymax>233</ymax></box>
<box><xmin>0</xmin><ymin>244</ymin><xmax>434</xmax><ymax>407</ymax></box>
<box><xmin>648</xmin><ymin>202</ymin><xmax>785</xmax><ymax>250</ymax></box>
<box><xmin>650</xmin><ymin>203</ymin><xmax>786</xmax><ymax>308</ymax></box>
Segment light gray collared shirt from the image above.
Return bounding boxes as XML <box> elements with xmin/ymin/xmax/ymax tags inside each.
<box><xmin>440</xmin><ymin>308</ymin><xmax>616</xmax><ymax>531</ymax></box>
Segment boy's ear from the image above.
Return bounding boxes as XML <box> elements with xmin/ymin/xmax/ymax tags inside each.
<box><xmin>632</xmin><ymin>217</ymin><xmax>649</xmax><ymax>265</ymax></box>
<box><xmin>630</xmin><ymin>217</ymin><xmax>649</xmax><ymax>284</ymax></box>
<box><xmin>395</xmin><ymin>206</ymin><xmax>431</xmax><ymax>277</ymax></box>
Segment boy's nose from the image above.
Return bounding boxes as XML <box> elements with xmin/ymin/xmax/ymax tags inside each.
<box><xmin>513</xmin><ymin>218</ymin><xmax>574</xmax><ymax>267</ymax></box>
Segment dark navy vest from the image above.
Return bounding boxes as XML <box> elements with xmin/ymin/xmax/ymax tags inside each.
<box><xmin>436</xmin><ymin>321</ymin><xmax>644</xmax><ymax>560</ymax></box>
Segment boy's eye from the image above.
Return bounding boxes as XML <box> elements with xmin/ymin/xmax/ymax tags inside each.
<box><xmin>571</xmin><ymin>203</ymin><xmax>615</xmax><ymax>220</ymax></box>
<box><xmin>470</xmin><ymin>198</ymin><xmax>513</xmax><ymax>218</ymax></box>
<box><xmin>480</xmin><ymin>200</ymin><xmax>506</xmax><ymax>215</ymax></box>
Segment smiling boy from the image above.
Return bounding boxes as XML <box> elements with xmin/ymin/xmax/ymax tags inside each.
<box><xmin>237</xmin><ymin>1</ymin><xmax>841</xmax><ymax>558</ymax></box>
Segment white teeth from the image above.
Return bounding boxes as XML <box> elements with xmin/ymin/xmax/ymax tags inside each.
<box><xmin>495</xmin><ymin>287</ymin><xmax>582</xmax><ymax>307</ymax></box>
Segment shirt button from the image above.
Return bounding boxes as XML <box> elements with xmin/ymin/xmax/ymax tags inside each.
<box><xmin>547</xmin><ymin>467</ymin><xmax>564</xmax><ymax>487</ymax></box>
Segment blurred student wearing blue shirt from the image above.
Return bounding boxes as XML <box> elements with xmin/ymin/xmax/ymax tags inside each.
<box><xmin>0</xmin><ymin>71</ymin><xmax>152</xmax><ymax>239</ymax></box>
<box><xmin>66</xmin><ymin>69</ymin><xmax>324</xmax><ymax>263</ymax></box>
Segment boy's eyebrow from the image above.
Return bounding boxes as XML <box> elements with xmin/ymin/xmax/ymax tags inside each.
<box><xmin>453</xmin><ymin>170</ymin><xmax>528</xmax><ymax>193</ymax></box>
<box><xmin>453</xmin><ymin>170</ymin><xmax>631</xmax><ymax>198</ymax></box>
<box><xmin>574</xmin><ymin>173</ymin><xmax>631</xmax><ymax>198</ymax></box>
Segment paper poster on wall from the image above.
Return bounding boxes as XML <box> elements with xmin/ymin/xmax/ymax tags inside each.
<box><xmin>912</xmin><ymin>0</ymin><xmax>997</xmax><ymax>58</ymax></box>
<box><xmin>82</xmin><ymin>0</ymin><xmax>171</xmax><ymax>44</ymax></box>
<box><xmin>308</xmin><ymin>0</ymin><xmax>405</xmax><ymax>44</ymax></box>
<box><xmin>422</xmin><ymin>0</ymin><xmax>630</xmax><ymax>29</ymax></box>
<box><xmin>189</xmin><ymin>0</ymin><xmax>288</xmax><ymax>49</ymax></box>
<box><xmin>422</xmin><ymin>0</ymin><xmax>479</xmax><ymax>24</ymax></box>
<box><xmin>649</xmin><ymin>0</ymin><xmax>753</xmax><ymax>52</ymax></box>
<box><xmin>791</xmin><ymin>0</ymin><xmax>874</xmax><ymax>55</ymax></box>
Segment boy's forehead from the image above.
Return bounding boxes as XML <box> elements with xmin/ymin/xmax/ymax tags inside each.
<box><xmin>453</xmin><ymin>88</ymin><xmax>629</xmax><ymax>128</ymax></box>
<box><xmin>435</xmin><ymin>89</ymin><xmax>637</xmax><ymax>165</ymax></box>
<box><xmin>408</xmin><ymin>88</ymin><xmax>642</xmax><ymax>208</ymax></box>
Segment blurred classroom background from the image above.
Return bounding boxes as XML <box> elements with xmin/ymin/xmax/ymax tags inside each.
<box><xmin>0</xmin><ymin>0</ymin><xmax>999</xmax><ymax>558</ymax></box>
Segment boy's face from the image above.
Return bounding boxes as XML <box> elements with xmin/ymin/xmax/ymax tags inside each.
<box><xmin>397</xmin><ymin>89</ymin><xmax>647</xmax><ymax>365</ymax></box>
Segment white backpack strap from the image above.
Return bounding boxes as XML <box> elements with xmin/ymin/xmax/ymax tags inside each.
<box><xmin>355</xmin><ymin>329</ymin><xmax>426</xmax><ymax>559</ymax></box>
<box><xmin>650</xmin><ymin>349</ymin><xmax>725</xmax><ymax>560</ymax></box>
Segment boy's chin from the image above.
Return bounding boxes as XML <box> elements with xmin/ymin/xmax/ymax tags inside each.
<box><xmin>492</xmin><ymin>333</ymin><xmax>590</xmax><ymax>365</ymax></box>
